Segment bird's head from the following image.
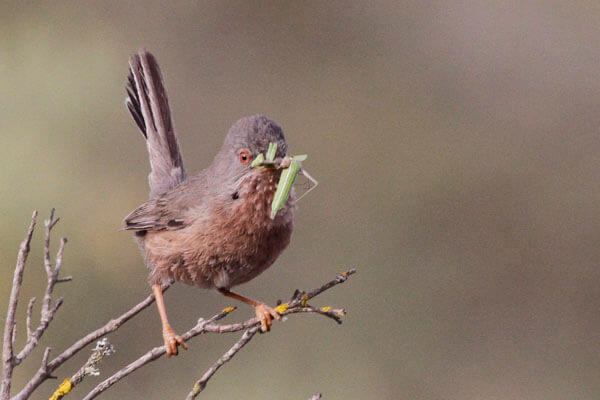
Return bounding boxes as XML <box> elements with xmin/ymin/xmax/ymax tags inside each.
<box><xmin>213</xmin><ymin>115</ymin><xmax>288</xmax><ymax>184</ymax></box>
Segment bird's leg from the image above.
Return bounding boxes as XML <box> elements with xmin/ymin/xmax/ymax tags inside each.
<box><xmin>218</xmin><ymin>288</ymin><xmax>281</xmax><ymax>332</ymax></box>
<box><xmin>152</xmin><ymin>284</ymin><xmax>188</xmax><ymax>357</ymax></box>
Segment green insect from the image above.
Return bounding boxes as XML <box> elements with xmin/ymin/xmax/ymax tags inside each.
<box><xmin>265</xmin><ymin>142</ymin><xmax>278</xmax><ymax>162</ymax></box>
<box><xmin>251</xmin><ymin>143</ymin><xmax>318</xmax><ymax>219</ymax></box>
<box><xmin>250</xmin><ymin>153</ymin><xmax>265</xmax><ymax>168</ymax></box>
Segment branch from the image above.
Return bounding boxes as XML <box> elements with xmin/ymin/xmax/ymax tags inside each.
<box><xmin>81</xmin><ymin>269</ymin><xmax>356</xmax><ymax>400</ymax></box>
<box><xmin>185</xmin><ymin>269</ymin><xmax>355</xmax><ymax>398</ymax></box>
<box><xmin>13</xmin><ymin>285</ymin><xmax>170</xmax><ymax>400</ymax></box>
<box><xmin>14</xmin><ymin>210</ymin><xmax>69</xmax><ymax>367</ymax></box>
<box><xmin>185</xmin><ymin>326</ymin><xmax>259</xmax><ymax>399</ymax></box>
<box><xmin>4</xmin><ymin>210</ymin><xmax>356</xmax><ymax>400</ymax></box>
<box><xmin>47</xmin><ymin>339</ymin><xmax>115</xmax><ymax>400</ymax></box>
<box><xmin>2</xmin><ymin>210</ymin><xmax>74</xmax><ymax>400</ymax></box>
<box><xmin>1</xmin><ymin>211</ymin><xmax>37</xmax><ymax>400</ymax></box>
<box><xmin>81</xmin><ymin>310</ymin><xmax>233</xmax><ymax>400</ymax></box>
<box><xmin>1</xmin><ymin>209</ymin><xmax>151</xmax><ymax>400</ymax></box>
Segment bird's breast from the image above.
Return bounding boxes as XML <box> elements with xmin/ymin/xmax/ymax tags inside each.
<box><xmin>146</xmin><ymin>169</ymin><xmax>295</xmax><ymax>288</ymax></box>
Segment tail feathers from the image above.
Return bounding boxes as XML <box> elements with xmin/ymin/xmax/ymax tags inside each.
<box><xmin>126</xmin><ymin>49</ymin><xmax>186</xmax><ymax>199</ymax></box>
<box><xmin>126</xmin><ymin>73</ymin><xmax>146</xmax><ymax>137</ymax></box>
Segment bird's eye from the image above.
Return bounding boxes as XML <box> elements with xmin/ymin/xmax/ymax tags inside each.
<box><xmin>238</xmin><ymin>149</ymin><xmax>251</xmax><ymax>165</ymax></box>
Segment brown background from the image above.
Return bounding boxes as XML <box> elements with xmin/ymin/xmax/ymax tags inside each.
<box><xmin>2</xmin><ymin>1</ymin><xmax>600</xmax><ymax>399</ymax></box>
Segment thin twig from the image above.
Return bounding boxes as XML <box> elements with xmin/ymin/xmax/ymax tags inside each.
<box><xmin>185</xmin><ymin>327</ymin><xmax>260</xmax><ymax>399</ymax></box>
<box><xmin>297</xmin><ymin>269</ymin><xmax>356</xmax><ymax>306</ymax></box>
<box><xmin>15</xmin><ymin>215</ymin><xmax>68</xmax><ymax>365</ymax></box>
<box><xmin>4</xmin><ymin>211</ymin><xmax>355</xmax><ymax>400</ymax></box>
<box><xmin>1</xmin><ymin>211</ymin><xmax>37</xmax><ymax>400</ymax></box>
<box><xmin>39</xmin><ymin>347</ymin><xmax>54</xmax><ymax>379</ymax></box>
<box><xmin>2</xmin><ymin>211</ymin><xmax>75</xmax><ymax>400</ymax></box>
<box><xmin>42</xmin><ymin>208</ymin><xmax>56</xmax><ymax>276</ymax></box>
<box><xmin>1</xmin><ymin>209</ymin><xmax>150</xmax><ymax>400</ymax></box>
<box><xmin>81</xmin><ymin>310</ymin><xmax>231</xmax><ymax>400</ymax></box>
<box><xmin>83</xmin><ymin>269</ymin><xmax>355</xmax><ymax>399</ymax></box>
<box><xmin>47</xmin><ymin>339</ymin><xmax>116</xmax><ymax>400</ymax></box>
<box><xmin>25</xmin><ymin>298</ymin><xmax>36</xmax><ymax>340</ymax></box>
<box><xmin>184</xmin><ymin>269</ymin><xmax>355</xmax><ymax>398</ymax></box>
<box><xmin>12</xmin><ymin>285</ymin><xmax>170</xmax><ymax>400</ymax></box>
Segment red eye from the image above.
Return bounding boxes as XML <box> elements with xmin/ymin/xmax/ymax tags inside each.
<box><xmin>238</xmin><ymin>149</ymin><xmax>251</xmax><ymax>165</ymax></box>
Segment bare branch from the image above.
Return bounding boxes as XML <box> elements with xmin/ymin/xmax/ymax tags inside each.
<box><xmin>25</xmin><ymin>298</ymin><xmax>36</xmax><ymax>340</ymax></box>
<box><xmin>83</xmin><ymin>270</ymin><xmax>355</xmax><ymax>400</ymax></box>
<box><xmin>4</xmin><ymin>211</ymin><xmax>355</xmax><ymax>400</ymax></box>
<box><xmin>1</xmin><ymin>211</ymin><xmax>38</xmax><ymax>400</ymax></box>
<box><xmin>0</xmin><ymin>209</ymin><xmax>77</xmax><ymax>400</ymax></box>
<box><xmin>16</xmin><ymin>347</ymin><xmax>56</xmax><ymax>400</ymax></box>
<box><xmin>39</xmin><ymin>347</ymin><xmax>54</xmax><ymax>380</ymax></box>
<box><xmin>81</xmin><ymin>310</ymin><xmax>231</xmax><ymax>400</ymax></box>
<box><xmin>53</xmin><ymin>237</ymin><xmax>67</xmax><ymax>277</ymax></box>
<box><xmin>294</xmin><ymin>269</ymin><xmax>356</xmax><ymax>306</ymax></box>
<box><xmin>15</xmin><ymin>299</ymin><xmax>64</xmax><ymax>365</ymax></box>
<box><xmin>50</xmin><ymin>286</ymin><xmax>167</xmax><ymax>369</ymax></box>
<box><xmin>15</xmin><ymin>228</ymin><xmax>69</xmax><ymax>365</ymax></box>
<box><xmin>13</xmin><ymin>285</ymin><xmax>170</xmax><ymax>400</ymax></box>
<box><xmin>184</xmin><ymin>270</ymin><xmax>355</xmax><ymax>398</ymax></box>
<box><xmin>47</xmin><ymin>339</ymin><xmax>116</xmax><ymax>400</ymax></box>
<box><xmin>41</xmin><ymin>221</ymin><xmax>63</xmax><ymax>316</ymax></box>
<box><xmin>42</xmin><ymin>208</ymin><xmax>57</xmax><ymax>277</ymax></box>
<box><xmin>185</xmin><ymin>327</ymin><xmax>260</xmax><ymax>399</ymax></box>
<box><xmin>40</xmin><ymin>348</ymin><xmax>51</xmax><ymax>371</ymax></box>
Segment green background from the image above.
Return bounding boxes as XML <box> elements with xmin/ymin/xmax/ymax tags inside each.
<box><xmin>2</xmin><ymin>1</ymin><xmax>600</xmax><ymax>399</ymax></box>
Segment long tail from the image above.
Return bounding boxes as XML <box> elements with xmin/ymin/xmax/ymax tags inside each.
<box><xmin>126</xmin><ymin>49</ymin><xmax>186</xmax><ymax>199</ymax></box>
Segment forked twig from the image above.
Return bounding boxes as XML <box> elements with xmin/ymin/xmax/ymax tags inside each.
<box><xmin>3</xmin><ymin>211</ymin><xmax>355</xmax><ymax>400</ymax></box>
<box><xmin>13</xmin><ymin>285</ymin><xmax>171</xmax><ymax>400</ymax></box>
<box><xmin>2</xmin><ymin>210</ymin><xmax>74</xmax><ymax>399</ymax></box>
<box><xmin>185</xmin><ymin>269</ymin><xmax>355</xmax><ymax>399</ymax></box>
<box><xmin>82</xmin><ymin>270</ymin><xmax>355</xmax><ymax>400</ymax></box>
<box><xmin>1</xmin><ymin>211</ymin><xmax>38</xmax><ymax>400</ymax></box>
<box><xmin>185</xmin><ymin>326</ymin><xmax>260</xmax><ymax>399</ymax></box>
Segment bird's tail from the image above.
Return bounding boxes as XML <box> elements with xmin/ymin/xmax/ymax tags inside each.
<box><xmin>126</xmin><ymin>49</ymin><xmax>186</xmax><ymax>199</ymax></box>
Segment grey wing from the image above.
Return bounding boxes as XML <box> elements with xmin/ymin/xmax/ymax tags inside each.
<box><xmin>123</xmin><ymin>195</ymin><xmax>188</xmax><ymax>232</ymax></box>
<box><xmin>126</xmin><ymin>49</ymin><xmax>186</xmax><ymax>200</ymax></box>
<box><xmin>123</xmin><ymin>176</ymin><xmax>206</xmax><ymax>232</ymax></box>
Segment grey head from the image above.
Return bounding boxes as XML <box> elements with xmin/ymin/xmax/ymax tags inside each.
<box><xmin>224</xmin><ymin>115</ymin><xmax>287</xmax><ymax>159</ymax></box>
<box><xmin>210</xmin><ymin>115</ymin><xmax>287</xmax><ymax>185</ymax></box>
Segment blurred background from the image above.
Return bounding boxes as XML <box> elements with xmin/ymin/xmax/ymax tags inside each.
<box><xmin>2</xmin><ymin>1</ymin><xmax>600</xmax><ymax>399</ymax></box>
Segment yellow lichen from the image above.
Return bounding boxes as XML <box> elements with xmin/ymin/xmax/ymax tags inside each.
<box><xmin>49</xmin><ymin>379</ymin><xmax>72</xmax><ymax>400</ymax></box>
<box><xmin>274</xmin><ymin>302</ymin><xmax>288</xmax><ymax>314</ymax></box>
<box><xmin>222</xmin><ymin>306</ymin><xmax>236</xmax><ymax>313</ymax></box>
<box><xmin>192</xmin><ymin>382</ymin><xmax>201</xmax><ymax>395</ymax></box>
<box><xmin>301</xmin><ymin>295</ymin><xmax>309</xmax><ymax>307</ymax></box>
<box><xmin>320</xmin><ymin>306</ymin><xmax>331</xmax><ymax>312</ymax></box>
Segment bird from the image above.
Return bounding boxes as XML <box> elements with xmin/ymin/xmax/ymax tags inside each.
<box><xmin>123</xmin><ymin>49</ymin><xmax>295</xmax><ymax>357</ymax></box>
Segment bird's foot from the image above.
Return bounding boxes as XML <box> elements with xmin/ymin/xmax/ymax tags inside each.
<box><xmin>254</xmin><ymin>302</ymin><xmax>281</xmax><ymax>332</ymax></box>
<box><xmin>162</xmin><ymin>327</ymin><xmax>188</xmax><ymax>357</ymax></box>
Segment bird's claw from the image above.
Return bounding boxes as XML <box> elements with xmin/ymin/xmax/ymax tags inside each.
<box><xmin>254</xmin><ymin>303</ymin><xmax>281</xmax><ymax>332</ymax></box>
<box><xmin>163</xmin><ymin>328</ymin><xmax>188</xmax><ymax>357</ymax></box>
